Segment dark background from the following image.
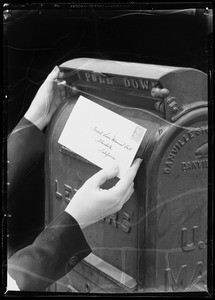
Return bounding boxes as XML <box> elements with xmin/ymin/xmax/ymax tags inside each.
<box><xmin>3</xmin><ymin>4</ymin><xmax>212</xmax><ymax>254</ymax></box>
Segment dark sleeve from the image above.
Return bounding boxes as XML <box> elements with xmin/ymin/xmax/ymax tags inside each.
<box><xmin>8</xmin><ymin>211</ymin><xmax>92</xmax><ymax>291</ymax></box>
<box><xmin>7</xmin><ymin>117</ymin><xmax>45</xmax><ymax>199</ymax></box>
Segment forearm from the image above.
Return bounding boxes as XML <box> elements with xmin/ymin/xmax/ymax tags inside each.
<box><xmin>8</xmin><ymin>211</ymin><xmax>91</xmax><ymax>291</ymax></box>
<box><xmin>7</xmin><ymin>117</ymin><xmax>45</xmax><ymax>198</ymax></box>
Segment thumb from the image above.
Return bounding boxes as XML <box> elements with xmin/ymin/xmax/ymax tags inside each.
<box><xmin>89</xmin><ymin>166</ymin><xmax>119</xmax><ymax>187</ymax></box>
<box><xmin>47</xmin><ymin>66</ymin><xmax>60</xmax><ymax>79</ymax></box>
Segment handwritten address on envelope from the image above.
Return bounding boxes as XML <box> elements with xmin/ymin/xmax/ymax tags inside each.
<box><xmin>58</xmin><ymin>96</ymin><xmax>147</xmax><ymax>178</ymax></box>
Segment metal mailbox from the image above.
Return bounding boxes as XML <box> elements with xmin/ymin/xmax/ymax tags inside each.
<box><xmin>45</xmin><ymin>58</ymin><xmax>208</xmax><ymax>293</ymax></box>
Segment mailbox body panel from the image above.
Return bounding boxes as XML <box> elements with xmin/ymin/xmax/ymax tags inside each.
<box><xmin>140</xmin><ymin>109</ymin><xmax>208</xmax><ymax>291</ymax></box>
<box><xmin>45</xmin><ymin>59</ymin><xmax>208</xmax><ymax>293</ymax></box>
<box><xmin>46</xmin><ymin>97</ymin><xmax>163</xmax><ymax>283</ymax></box>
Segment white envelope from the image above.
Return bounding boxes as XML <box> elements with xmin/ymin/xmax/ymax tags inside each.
<box><xmin>58</xmin><ymin>96</ymin><xmax>147</xmax><ymax>178</ymax></box>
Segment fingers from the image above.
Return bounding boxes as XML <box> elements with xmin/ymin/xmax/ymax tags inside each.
<box><xmin>57</xmin><ymin>80</ymin><xmax>66</xmax><ymax>87</ymax></box>
<box><xmin>112</xmin><ymin>158</ymin><xmax>142</xmax><ymax>195</ymax></box>
<box><xmin>130</xmin><ymin>157</ymin><xmax>143</xmax><ymax>177</ymax></box>
<box><xmin>120</xmin><ymin>181</ymin><xmax>134</xmax><ymax>205</ymax></box>
<box><xmin>88</xmin><ymin>166</ymin><xmax>119</xmax><ymax>188</ymax></box>
<box><xmin>45</xmin><ymin>66</ymin><xmax>66</xmax><ymax>98</ymax></box>
<box><xmin>47</xmin><ymin>66</ymin><xmax>60</xmax><ymax>80</ymax></box>
<box><xmin>58</xmin><ymin>81</ymin><xmax>66</xmax><ymax>95</ymax></box>
<box><xmin>46</xmin><ymin>66</ymin><xmax>66</xmax><ymax>88</ymax></box>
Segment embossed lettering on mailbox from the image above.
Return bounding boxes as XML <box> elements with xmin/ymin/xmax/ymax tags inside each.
<box><xmin>181</xmin><ymin>226</ymin><xmax>206</xmax><ymax>251</ymax></box>
<box><xmin>181</xmin><ymin>142</ymin><xmax>208</xmax><ymax>172</ymax></box>
<box><xmin>55</xmin><ymin>179</ymin><xmax>62</xmax><ymax>200</ymax></box>
<box><xmin>165</xmin><ymin>261</ymin><xmax>206</xmax><ymax>291</ymax></box>
<box><xmin>55</xmin><ymin>179</ymin><xmax>73</xmax><ymax>203</ymax></box>
<box><xmin>102</xmin><ymin>212</ymin><xmax>131</xmax><ymax>233</ymax></box>
<box><xmin>64</xmin><ymin>184</ymin><xmax>72</xmax><ymax>203</ymax></box>
<box><xmin>78</xmin><ymin>70</ymin><xmax>158</xmax><ymax>92</ymax></box>
<box><xmin>164</xmin><ymin>127</ymin><xmax>208</xmax><ymax>174</ymax></box>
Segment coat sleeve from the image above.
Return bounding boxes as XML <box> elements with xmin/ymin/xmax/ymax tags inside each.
<box><xmin>7</xmin><ymin>117</ymin><xmax>46</xmax><ymax>199</ymax></box>
<box><xmin>8</xmin><ymin>211</ymin><xmax>91</xmax><ymax>291</ymax></box>
<box><xmin>7</xmin><ymin>117</ymin><xmax>92</xmax><ymax>291</ymax></box>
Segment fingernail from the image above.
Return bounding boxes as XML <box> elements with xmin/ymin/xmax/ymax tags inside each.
<box><xmin>57</xmin><ymin>80</ymin><xmax>66</xmax><ymax>85</ymax></box>
<box><xmin>137</xmin><ymin>158</ymin><xmax>143</xmax><ymax>164</ymax></box>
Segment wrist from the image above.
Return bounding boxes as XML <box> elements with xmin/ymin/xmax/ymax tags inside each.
<box><xmin>64</xmin><ymin>206</ymin><xmax>85</xmax><ymax>229</ymax></box>
<box><xmin>24</xmin><ymin>109</ymin><xmax>46</xmax><ymax>130</ymax></box>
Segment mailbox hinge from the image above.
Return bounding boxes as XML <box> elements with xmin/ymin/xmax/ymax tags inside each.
<box><xmin>152</xmin><ymin>86</ymin><xmax>183</xmax><ymax>122</ymax></box>
<box><xmin>163</xmin><ymin>96</ymin><xmax>183</xmax><ymax>122</ymax></box>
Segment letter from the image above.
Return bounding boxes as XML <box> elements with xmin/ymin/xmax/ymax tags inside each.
<box><xmin>124</xmin><ymin>145</ymin><xmax>132</xmax><ymax>151</ymax></box>
<box><xmin>93</xmin><ymin>127</ymin><xmax>103</xmax><ymax>135</ymax></box>
<box><xmin>85</xmin><ymin>72</ymin><xmax>91</xmax><ymax>82</ymax></box>
<box><xmin>182</xmin><ymin>134</ymin><xmax>189</xmax><ymax>143</ymax></box>
<box><xmin>96</xmin><ymin>138</ymin><xmax>112</xmax><ymax>150</ymax></box>
<box><xmin>103</xmin><ymin>132</ymin><xmax>111</xmax><ymax>140</ymax></box>
<box><xmin>119</xmin><ymin>212</ymin><xmax>131</xmax><ymax>233</ymax></box>
<box><xmin>188</xmin><ymin>130</ymin><xmax>195</xmax><ymax>139</ymax></box>
<box><xmin>164</xmin><ymin>168</ymin><xmax>171</xmax><ymax>174</ymax></box>
<box><xmin>111</xmin><ymin>136</ymin><xmax>124</xmax><ymax>147</ymax></box>
<box><xmin>196</xmin><ymin>161</ymin><xmax>201</xmax><ymax>168</ymax></box>
<box><xmin>165</xmin><ymin>265</ymin><xmax>187</xmax><ymax>291</ymax></box>
<box><xmin>100</xmin><ymin>149</ymin><xmax>115</xmax><ymax>160</ymax></box>
<box><xmin>55</xmin><ymin>179</ymin><xmax>62</xmax><ymax>200</ymax></box>
<box><xmin>64</xmin><ymin>184</ymin><xmax>72</xmax><ymax>203</ymax></box>
<box><xmin>150</xmin><ymin>81</ymin><xmax>158</xmax><ymax>88</ymax></box>
<box><xmin>181</xmin><ymin>226</ymin><xmax>198</xmax><ymax>252</ymax></box>
<box><xmin>191</xmin><ymin>161</ymin><xmax>198</xmax><ymax>169</ymax></box>
<box><xmin>167</xmin><ymin>154</ymin><xmax>175</xmax><ymax>163</ymax></box>
<box><xmin>186</xmin><ymin>162</ymin><xmax>192</xmax><ymax>170</ymax></box>
<box><xmin>165</xmin><ymin>162</ymin><xmax>172</xmax><ymax>169</ymax></box>
<box><xmin>158</xmin><ymin>129</ymin><xmax>163</xmax><ymax>135</ymax></box>
<box><xmin>181</xmin><ymin>162</ymin><xmax>187</xmax><ymax>172</ymax></box>
<box><xmin>124</xmin><ymin>77</ymin><xmax>131</xmax><ymax>88</ymax></box>
<box><xmin>191</xmin><ymin>262</ymin><xmax>205</xmax><ymax>285</ymax></box>
<box><xmin>175</xmin><ymin>143</ymin><xmax>182</xmax><ymax>151</ymax></box>
<box><xmin>92</xmin><ymin>73</ymin><xmax>97</xmax><ymax>82</ymax></box>
<box><xmin>103</xmin><ymin>213</ymin><xmax>118</xmax><ymax>227</ymax></box>
<box><xmin>106</xmin><ymin>77</ymin><xmax>113</xmax><ymax>85</ymax></box>
<box><xmin>139</xmin><ymin>79</ymin><xmax>149</xmax><ymax>90</ymax></box>
<box><xmin>98</xmin><ymin>75</ymin><xmax>105</xmax><ymax>84</ymax></box>
<box><xmin>171</xmin><ymin>146</ymin><xmax>179</xmax><ymax>156</ymax></box>
<box><xmin>58</xmin><ymin>95</ymin><xmax>147</xmax><ymax>179</ymax></box>
<box><xmin>131</xmin><ymin>79</ymin><xmax>139</xmax><ymax>89</ymax></box>
<box><xmin>178</xmin><ymin>139</ymin><xmax>185</xmax><ymax>147</ymax></box>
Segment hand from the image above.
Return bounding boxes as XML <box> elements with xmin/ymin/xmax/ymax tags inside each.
<box><xmin>24</xmin><ymin>66</ymin><xmax>66</xmax><ymax>130</ymax></box>
<box><xmin>65</xmin><ymin>158</ymin><xmax>142</xmax><ymax>229</ymax></box>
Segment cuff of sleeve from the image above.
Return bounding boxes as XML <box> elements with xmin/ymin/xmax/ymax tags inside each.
<box><xmin>18</xmin><ymin>117</ymin><xmax>45</xmax><ymax>138</ymax></box>
<box><xmin>47</xmin><ymin>211</ymin><xmax>92</xmax><ymax>265</ymax></box>
<box><xmin>8</xmin><ymin>212</ymin><xmax>92</xmax><ymax>291</ymax></box>
<box><xmin>9</xmin><ymin>117</ymin><xmax>45</xmax><ymax>151</ymax></box>
<box><xmin>42</xmin><ymin>211</ymin><xmax>92</xmax><ymax>279</ymax></box>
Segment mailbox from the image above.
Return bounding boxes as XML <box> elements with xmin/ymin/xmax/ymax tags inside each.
<box><xmin>45</xmin><ymin>58</ymin><xmax>208</xmax><ymax>293</ymax></box>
